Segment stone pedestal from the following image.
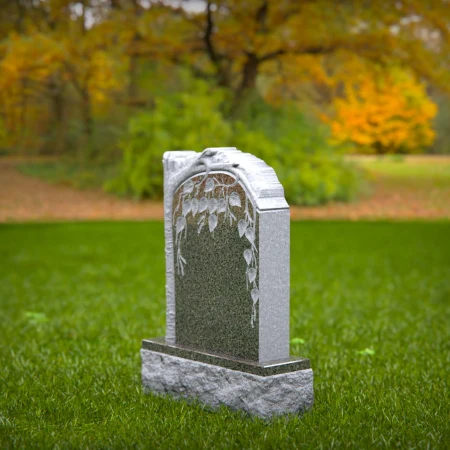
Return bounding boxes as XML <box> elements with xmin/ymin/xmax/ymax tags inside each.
<box><xmin>141</xmin><ymin>339</ymin><xmax>313</xmax><ymax>419</ymax></box>
<box><xmin>141</xmin><ymin>350</ymin><xmax>313</xmax><ymax>419</ymax></box>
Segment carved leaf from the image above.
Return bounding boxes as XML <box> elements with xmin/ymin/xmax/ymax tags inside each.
<box><xmin>198</xmin><ymin>197</ymin><xmax>208</xmax><ymax>213</ymax></box>
<box><xmin>217</xmin><ymin>198</ymin><xmax>227</xmax><ymax>213</ymax></box>
<box><xmin>251</xmin><ymin>288</ymin><xmax>259</xmax><ymax>303</ymax></box>
<box><xmin>247</xmin><ymin>268</ymin><xmax>257</xmax><ymax>283</ymax></box>
<box><xmin>245</xmin><ymin>227</ymin><xmax>255</xmax><ymax>243</ymax></box>
<box><xmin>209</xmin><ymin>198</ymin><xmax>218</xmax><ymax>214</ymax></box>
<box><xmin>229</xmin><ymin>191</ymin><xmax>241</xmax><ymax>207</ymax></box>
<box><xmin>197</xmin><ymin>215</ymin><xmax>206</xmax><ymax>234</ymax></box>
<box><xmin>238</xmin><ymin>219</ymin><xmax>247</xmax><ymax>238</ymax></box>
<box><xmin>176</xmin><ymin>216</ymin><xmax>186</xmax><ymax>234</ymax></box>
<box><xmin>209</xmin><ymin>214</ymin><xmax>218</xmax><ymax>233</ymax></box>
<box><xmin>204</xmin><ymin>178</ymin><xmax>215</xmax><ymax>192</ymax></box>
<box><xmin>183</xmin><ymin>179</ymin><xmax>194</xmax><ymax>194</ymax></box>
<box><xmin>191</xmin><ymin>198</ymin><xmax>199</xmax><ymax>216</ymax></box>
<box><xmin>182</xmin><ymin>199</ymin><xmax>191</xmax><ymax>216</ymax></box>
<box><xmin>243</xmin><ymin>249</ymin><xmax>252</xmax><ymax>265</ymax></box>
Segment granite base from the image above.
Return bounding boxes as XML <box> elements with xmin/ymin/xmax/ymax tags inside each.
<box><xmin>141</xmin><ymin>348</ymin><xmax>314</xmax><ymax>419</ymax></box>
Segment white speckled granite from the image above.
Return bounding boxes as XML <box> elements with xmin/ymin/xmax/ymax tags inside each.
<box><xmin>142</xmin><ymin>349</ymin><xmax>313</xmax><ymax>419</ymax></box>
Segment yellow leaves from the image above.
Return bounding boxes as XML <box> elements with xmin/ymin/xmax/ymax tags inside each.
<box><xmin>86</xmin><ymin>51</ymin><xmax>120</xmax><ymax>106</ymax></box>
<box><xmin>263</xmin><ymin>54</ymin><xmax>329</xmax><ymax>106</ymax></box>
<box><xmin>327</xmin><ymin>67</ymin><xmax>438</xmax><ymax>154</ymax></box>
<box><xmin>0</xmin><ymin>33</ymin><xmax>62</xmax><ymax>89</ymax></box>
<box><xmin>0</xmin><ymin>25</ymin><xmax>121</xmax><ymax>150</ymax></box>
<box><xmin>0</xmin><ymin>31</ymin><xmax>120</xmax><ymax>105</ymax></box>
<box><xmin>0</xmin><ymin>32</ymin><xmax>64</xmax><ymax>148</ymax></box>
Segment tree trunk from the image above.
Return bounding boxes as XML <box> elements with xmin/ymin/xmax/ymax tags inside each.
<box><xmin>127</xmin><ymin>0</ymin><xmax>145</xmax><ymax>107</ymax></box>
<box><xmin>127</xmin><ymin>32</ymin><xmax>142</xmax><ymax>107</ymax></box>
<box><xmin>230</xmin><ymin>54</ymin><xmax>260</xmax><ymax>116</ymax></box>
<box><xmin>19</xmin><ymin>77</ymin><xmax>27</xmax><ymax>155</ymax></box>
<box><xmin>217</xmin><ymin>66</ymin><xmax>232</xmax><ymax>90</ymax></box>
<box><xmin>48</xmin><ymin>75</ymin><xmax>66</xmax><ymax>154</ymax></box>
<box><xmin>128</xmin><ymin>52</ymin><xmax>139</xmax><ymax>103</ymax></box>
<box><xmin>80</xmin><ymin>89</ymin><xmax>94</xmax><ymax>161</ymax></box>
<box><xmin>240</xmin><ymin>54</ymin><xmax>259</xmax><ymax>92</ymax></box>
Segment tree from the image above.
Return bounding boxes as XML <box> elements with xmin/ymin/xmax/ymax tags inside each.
<box><xmin>0</xmin><ymin>32</ymin><xmax>62</xmax><ymax>152</ymax></box>
<box><xmin>1</xmin><ymin>0</ymin><xmax>448</xmax><ymax>157</ymax></box>
<box><xmin>155</xmin><ymin>0</ymin><xmax>450</xmax><ymax>112</ymax></box>
<box><xmin>0</xmin><ymin>0</ymin><xmax>121</xmax><ymax>157</ymax></box>
<box><xmin>326</xmin><ymin>67</ymin><xmax>438</xmax><ymax>154</ymax></box>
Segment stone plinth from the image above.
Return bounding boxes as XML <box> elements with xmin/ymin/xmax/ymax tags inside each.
<box><xmin>141</xmin><ymin>348</ymin><xmax>313</xmax><ymax>419</ymax></box>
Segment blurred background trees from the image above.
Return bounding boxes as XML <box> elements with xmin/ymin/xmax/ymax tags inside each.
<box><xmin>0</xmin><ymin>0</ymin><xmax>449</xmax><ymax>204</ymax></box>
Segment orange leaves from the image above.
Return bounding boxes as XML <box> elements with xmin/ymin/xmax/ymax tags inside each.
<box><xmin>327</xmin><ymin>68</ymin><xmax>438</xmax><ymax>154</ymax></box>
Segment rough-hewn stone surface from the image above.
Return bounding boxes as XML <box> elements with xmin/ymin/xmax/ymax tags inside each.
<box><xmin>141</xmin><ymin>349</ymin><xmax>314</xmax><ymax>419</ymax></box>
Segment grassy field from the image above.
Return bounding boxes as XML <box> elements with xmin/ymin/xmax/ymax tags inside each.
<box><xmin>1</xmin><ymin>221</ymin><xmax>449</xmax><ymax>448</ymax></box>
<box><xmin>355</xmin><ymin>155</ymin><xmax>450</xmax><ymax>185</ymax></box>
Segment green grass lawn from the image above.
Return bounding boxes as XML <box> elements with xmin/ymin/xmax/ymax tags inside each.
<box><xmin>355</xmin><ymin>155</ymin><xmax>450</xmax><ymax>187</ymax></box>
<box><xmin>1</xmin><ymin>222</ymin><xmax>449</xmax><ymax>448</ymax></box>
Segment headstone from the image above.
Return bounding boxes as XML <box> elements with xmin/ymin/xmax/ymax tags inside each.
<box><xmin>141</xmin><ymin>147</ymin><xmax>313</xmax><ymax>418</ymax></box>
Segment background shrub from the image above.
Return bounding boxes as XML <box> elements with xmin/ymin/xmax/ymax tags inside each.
<box><xmin>107</xmin><ymin>82</ymin><xmax>364</xmax><ymax>205</ymax></box>
<box><xmin>105</xmin><ymin>82</ymin><xmax>232</xmax><ymax>199</ymax></box>
<box><xmin>233</xmin><ymin>103</ymin><xmax>363</xmax><ymax>205</ymax></box>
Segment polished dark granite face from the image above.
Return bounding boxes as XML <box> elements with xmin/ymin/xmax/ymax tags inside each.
<box><xmin>142</xmin><ymin>338</ymin><xmax>311</xmax><ymax>377</ymax></box>
<box><xmin>172</xmin><ymin>173</ymin><xmax>260</xmax><ymax>361</ymax></box>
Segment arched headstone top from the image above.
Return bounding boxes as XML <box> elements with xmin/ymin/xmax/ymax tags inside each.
<box><xmin>163</xmin><ymin>147</ymin><xmax>289</xmax><ymax>211</ymax></box>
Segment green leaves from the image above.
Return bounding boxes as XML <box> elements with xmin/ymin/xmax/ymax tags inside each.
<box><xmin>111</xmin><ymin>79</ymin><xmax>232</xmax><ymax>200</ymax></box>
<box><xmin>232</xmin><ymin>105</ymin><xmax>364</xmax><ymax>206</ymax></box>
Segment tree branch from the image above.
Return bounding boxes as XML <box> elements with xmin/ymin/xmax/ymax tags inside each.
<box><xmin>258</xmin><ymin>49</ymin><xmax>286</xmax><ymax>62</ymax></box>
<box><xmin>204</xmin><ymin>0</ymin><xmax>221</xmax><ymax>67</ymax></box>
<box><xmin>259</xmin><ymin>44</ymin><xmax>338</xmax><ymax>63</ymax></box>
<box><xmin>255</xmin><ymin>1</ymin><xmax>268</xmax><ymax>33</ymax></box>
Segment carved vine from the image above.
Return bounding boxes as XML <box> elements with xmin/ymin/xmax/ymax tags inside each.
<box><xmin>173</xmin><ymin>173</ymin><xmax>259</xmax><ymax>328</ymax></box>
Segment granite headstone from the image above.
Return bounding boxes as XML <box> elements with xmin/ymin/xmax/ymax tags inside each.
<box><xmin>141</xmin><ymin>147</ymin><xmax>313</xmax><ymax>418</ymax></box>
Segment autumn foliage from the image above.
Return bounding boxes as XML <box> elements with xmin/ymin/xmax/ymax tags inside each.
<box><xmin>328</xmin><ymin>69</ymin><xmax>438</xmax><ymax>154</ymax></box>
<box><xmin>0</xmin><ymin>0</ymin><xmax>448</xmax><ymax>160</ymax></box>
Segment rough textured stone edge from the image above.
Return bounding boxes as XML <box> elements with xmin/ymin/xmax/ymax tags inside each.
<box><xmin>141</xmin><ymin>349</ymin><xmax>314</xmax><ymax>419</ymax></box>
<box><xmin>142</xmin><ymin>338</ymin><xmax>310</xmax><ymax>376</ymax></box>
